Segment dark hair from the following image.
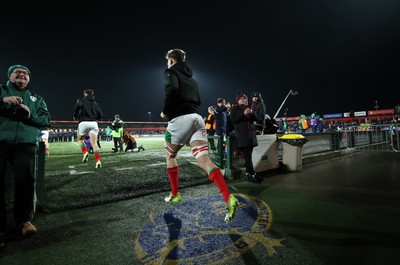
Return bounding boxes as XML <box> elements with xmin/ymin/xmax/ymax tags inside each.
<box><xmin>217</xmin><ymin>98</ymin><xmax>225</xmax><ymax>104</ymax></box>
<box><xmin>165</xmin><ymin>49</ymin><xmax>186</xmax><ymax>62</ymax></box>
<box><xmin>84</xmin><ymin>89</ymin><xmax>94</xmax><ymax>96</ymax></box>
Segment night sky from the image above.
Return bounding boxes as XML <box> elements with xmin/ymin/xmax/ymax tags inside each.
<box><xmin>1</xmin><ymin>0</ymin><xmax>399</xmax><ymax>122</ymax></box>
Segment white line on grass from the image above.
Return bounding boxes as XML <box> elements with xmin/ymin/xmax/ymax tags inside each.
<box><xmin>69</xmin><ymin>165</ymin><xmax>94</xmax><ymax>175</ymax></box>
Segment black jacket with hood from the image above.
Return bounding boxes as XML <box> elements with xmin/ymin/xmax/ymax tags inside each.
<box><xmin>73</xmin><ymin>95</ymin><xmax>103</xmax><ymax>122</ymax></box>
<box><xmin>162</xmin><ymin>61</ymin><xmax>201</xmax><ymax>121</ymax></box>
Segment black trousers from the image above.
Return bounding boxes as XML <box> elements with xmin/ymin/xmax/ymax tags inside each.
<box><xmin>113</xmin><ymin>137</ymin><xmax>123</xmax><ymax>152</ymax></box>
<box><xmin>240</xmin><ymin>146</ymin><xmax>255</xmax><ymax>175</ymax></box>
<box><xmin>0</xmin><ymin>143</ymin><xmax>36</xmax><ymax>232</ymax></box>
<box><xmin>125</xmin><ymin>140</ymin><xmax>137</xmax><ymax>152</ymax></box>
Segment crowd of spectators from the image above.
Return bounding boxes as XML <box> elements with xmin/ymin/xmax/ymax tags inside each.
<box><xmin>46</xmin><ymin>127</ymin><xmax>166</xmax><ymax>142</ymax></box>
<box><xmin>278</xmin><ymin>116</ymin><xmax>399</xmax><ymax>134</ymax></box>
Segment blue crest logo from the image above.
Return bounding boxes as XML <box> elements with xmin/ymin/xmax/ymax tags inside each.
<box><xmin>135</xmin><ymin>194</ymin><xmax>286</xmax><ymax>264</ymax></box>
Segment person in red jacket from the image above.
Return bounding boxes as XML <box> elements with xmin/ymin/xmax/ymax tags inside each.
<box><xmin>230</xmin><ymin>92</ymin><xmax>263</xmax><ymax>183</ymax></box>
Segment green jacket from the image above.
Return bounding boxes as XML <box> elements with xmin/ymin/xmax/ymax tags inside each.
<box><xmin>0</xmin><ymin>81</ymin><xmax>51</xmax><ymax>144</ymax></box>
<box><xmin>111</xmin><ymin>119</ymin><xmax>124</xmax><ymax>138</ymax></box>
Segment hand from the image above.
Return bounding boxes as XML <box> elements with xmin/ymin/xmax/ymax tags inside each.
<box><xmin>13</xmin><ymin>104</ymin><xmax>30</xmax><ymax>119</ymax></box>
<box><xmin>3</xmin><ymin>96</ymin><xmax>23</xmax><ymax>105</ymax></box>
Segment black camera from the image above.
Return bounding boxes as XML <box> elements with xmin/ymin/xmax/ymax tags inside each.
<box><xmin>12</xmin><ymin>105</ymin><xmax>30</xmax><ymax>120</ymax></box>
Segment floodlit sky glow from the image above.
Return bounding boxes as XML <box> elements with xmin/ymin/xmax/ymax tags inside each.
<box><xmin>1</xmin><ymin>0</ymin><xmax>399</xmax><ymax>121</ymax></box>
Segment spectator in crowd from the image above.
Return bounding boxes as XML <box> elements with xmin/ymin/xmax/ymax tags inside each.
<box><xmin>316</xmin><ymin>117</ymin><xmax>325</xmax><ymax>133</ymax></box>
<box><xmin>73</xmin><ymin>88</ymin><xmax>103</xmax><ymax>168</ymax></box>
<box><xmin>204</xmin><ymin>106</ymin><xmax>216</xmax><ymax>151</ymax></box>
<box><xmin>230</xmin><ymin>92</ymin><xmax>263</xmax><ymax>183</ymax></box>
<box><xmin>214</xmin><ymin>98</ymin><xmax>228</xmax><ymax>152</ymax></box>
<box><xmin>298</xmin><ymin>114</ymin><xmax>308</xmax><ymax>132</ymax></box>
<box><xmin>122</xmin><ymin>131</ymin><xmax>145</xmax><ymax>152</ymax></box>
<box><xmin>310</xmin><ymin>113</ymin><xmax>318</xmax><ymax>132</ymax></box>
<box><xmin>214</xmin><ymin>98</ymin><xmax>227</xmax><ymax>137</ymax></box>
<box><xmin>225</xmin><ymin>102</ymin><xmax>234</xmax><ymax>135</ymax></box>
<box><xmin>0</xmin><ymin>64</ymin><xmax>51</xmax><ymax>246</ymax></box>
<box><xmin>160</xmin><ymin>48</ymin><xmax>239</xmax><ymax>222</ymax></box>
<box><xmin>250</xmin><ymin>92</ymin><xmax>266</xmax><ymax>134</ymax></box>
<box><xmin>278</xmin><ymin>117</ymin><xmax>287</xmax><ymax>132</ymax></box>
<box><xmin>111</xmin><ymin>114</ymin><xmax>124</xmax><ymax>153</ymax></box>
<box><xmin>105</xmin><ymin>125</ymin><xmax>112</xmax><ymax>142</ymax></box>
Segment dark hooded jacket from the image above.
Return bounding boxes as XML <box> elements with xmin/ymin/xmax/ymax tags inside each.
<box><xmin>230</xmin><ymin>103</ymin><xmax>258</xmax><ymax>148</ymax></box>
<box><xmin>162</xmin><ymin>62</ymin><xmax>201</xmax><ymax>120</ymax></box>
<box><xmin>73</xmin><ymin>95</ymin><xmax>103</xmax><ymax>122</ymax></box>
<box><xmin>250</xmin><ymin>92</ymin><xmax>266</xmax><ymax>126</ymax></box>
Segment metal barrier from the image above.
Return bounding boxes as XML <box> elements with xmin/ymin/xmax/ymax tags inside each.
<box><xmin>207</xmin><ymin>135</ymin><xmax>245</xmax><ymax>179</ymax></box>
<box><xmin>208</xmin><ymin>124</ymin><xmax>400</xmax><ymax>178</ymax></box>
<box><xmin>342</xmin><ymin>124</ymin><xmax>399</xmax><ymax>152</ymax></box>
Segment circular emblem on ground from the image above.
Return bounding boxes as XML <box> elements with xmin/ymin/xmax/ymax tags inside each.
<box><xmin>135</xmin><ymin>194</ymin><xmax>286</xmax><ymax>264</ymax></box>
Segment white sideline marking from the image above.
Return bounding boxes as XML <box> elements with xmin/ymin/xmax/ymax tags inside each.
<box><xmin>69</xmin><ymin>165</ymin><xmax>94</xmax><ymax>175</ymax></box>
<box><xmin>115</xmin><ymin>163</ymin><xmax>165</xmax><ymax>171</ymax></box>
<box><xmin>146</xmin><ymin>162</ymin><xmax>165</xmax><ymax>167</ymax></box>
<box><xmin>70</xmin><ymin>170</ymin><xmax>95</xmax><ymax>175</ymax></box>
<box><xmin>115</xmin><ymin>167</ymin><xmax>135</xmax><ymax>171</ymax></box>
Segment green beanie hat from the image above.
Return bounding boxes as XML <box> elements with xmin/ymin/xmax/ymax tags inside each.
<box><xmin>7</xmin><ymin>65</ymin><xmax>31</xmax><ymax>78</ymax></box>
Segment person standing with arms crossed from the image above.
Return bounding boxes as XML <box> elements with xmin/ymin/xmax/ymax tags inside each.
<box><xmin>73</xmin><ymin>89</ymin><xmax>103</xmax><ymax>169</ymax></box>
<box><xmin>160</xmin><ymin>49</ymin><xmax>239</xmax><ymax>222</ymax></box>
<box><xmin>0</xmin><ymin>65</ymin><xmax>51</xmax><ymax>247</ymax></box>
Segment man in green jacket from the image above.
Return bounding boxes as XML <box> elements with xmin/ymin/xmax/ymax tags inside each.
<box><xmin>0</xmin><ymin>65</ymin><xmax>51</xmax><ymax>247</ymax></box>
<box><xmin>111</xmin><ymin>114</ymin><xmax>124</xmax><ymax>152</ymax></box>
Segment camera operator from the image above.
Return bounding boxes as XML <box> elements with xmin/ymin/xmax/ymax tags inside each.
<box><xmin>111</xmin><ymin>114</ymin><xmax>124</xmax><ymax>152</ymax></box>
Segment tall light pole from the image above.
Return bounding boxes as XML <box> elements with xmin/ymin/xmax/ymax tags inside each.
<box><xmin>148</xmin><ymin>112</ymin><xmax>151</xmax><ymax>122</ymax></box>
<box><xmin>273</xmin><ymin>90</ymin><xmax>298</xmax><ymax>119</ymax></box>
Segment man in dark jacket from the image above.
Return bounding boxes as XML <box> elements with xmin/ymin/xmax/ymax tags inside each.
<box><xmin>250</xmin><ymin>92</ymin><xmax>266</xmax><ymax>134</ymax></box>
<box><xmin>73</xmin><ymin>89</ymin><xmax>103</xmax><ymax>168</ymax></box>
<box><xmin>230</xmin><ymin>92</ymin><xmax>263</xmax><ymax>183</ymax></box>
<box><xmin>0</xmin><ymin>65</ymin><xmax>51</xmax><ymax>245</ymax></box>
<box><xmin>160</xmin><ymin>48</ymin><xmax>239</xmax><ymax>223</ymax></box>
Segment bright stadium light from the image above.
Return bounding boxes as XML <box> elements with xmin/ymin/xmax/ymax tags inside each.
<box><xmin>148</xmin><ymin>112</ymin><xmax>151</xmax><ymax>122</ymax></box>
<box><xmin>273</xmin><ymin>89</ymin><xmax>298</xmax><ymax>119</ymax></box>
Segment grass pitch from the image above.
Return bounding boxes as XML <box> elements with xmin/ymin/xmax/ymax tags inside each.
<box><xmin>40</xmin><ymin>136</ymin><xmax>210</xmax><ymax>213</ymax></box>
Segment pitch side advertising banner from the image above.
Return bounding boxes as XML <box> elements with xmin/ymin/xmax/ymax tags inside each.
<box><xmin>323</xmin><ymin>113</ymin><xmax>342</xmax><ymax>119</ymax></box>
<box><xmin>367</xmin><ymin>109</ymin><xmax>395</xmax><ymax>116</ymax></box>
<box><xmin>354</xmin><ymin>111</ymin><xmax>367</xmax><ymax>117</ymax></box>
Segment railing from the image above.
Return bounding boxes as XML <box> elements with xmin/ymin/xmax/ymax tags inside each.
<box><xmin>341</xmin><ymin>124</ymin><xmax>399</xmax><ymax>152</ymax></box>
<box><xmin>208</xmin><ymin>124</ymin><xmax>400</xmax><ymax>178</ymax></box>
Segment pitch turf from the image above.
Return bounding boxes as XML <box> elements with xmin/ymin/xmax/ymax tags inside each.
<box><xmin>40</xmin><ymin>137</ymin><xmax>210</xmax><ymax>213</ymax></box>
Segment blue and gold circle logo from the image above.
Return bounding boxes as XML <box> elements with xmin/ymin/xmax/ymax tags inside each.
<box><xmin>135</xmin><ymin>194</ymin><xmax>286</xmax><ymax>264</ymax></box>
